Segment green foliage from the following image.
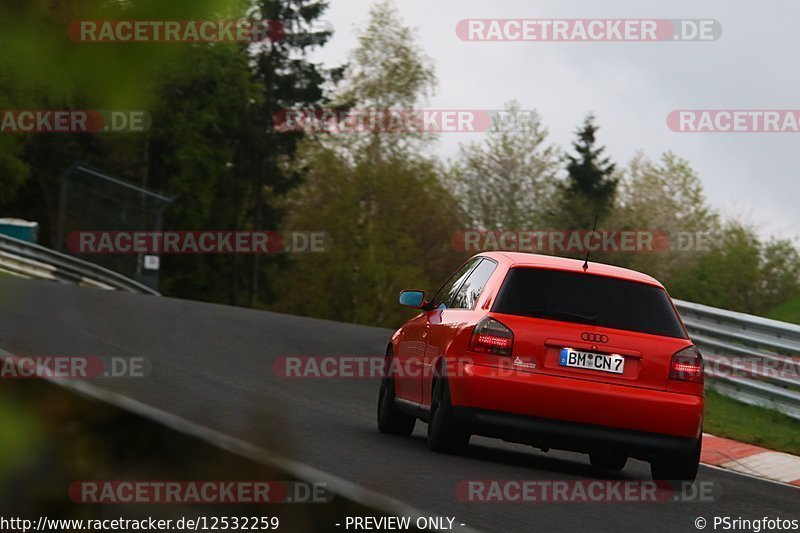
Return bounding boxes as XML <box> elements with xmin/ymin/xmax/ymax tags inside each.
<box><xmin>0</xmin><ymin>78</ymin><xmax>31</xmax><ymax>200</ymax></box>
<box><xmin>670</xmin><ymin>223</ymin><xmax>800</xmax><ymax>315</ymax></box>
<box><xmin>272</xmin><ymin>1</ymin><xmax>460</xmax><ymax>326</ymax></box>
<box><xmin>554</xmin><ymin>114</ymin><xmax>618</xmax><ymax>230</ymax></box>
<box><xmin>447</xmin><ymin>115</ymin><xmax>800</xmax><ymax>321</ymax></box>
<box><xmin>2</xmin><ymin>0</ymin><xmax>799</xmax><ymax>330</ymax></box>
<box><xmin>0</xmin><ymin>0</ymin><xmax>249</xmax><ymax>108</ymax></box>
<box><xmin>328</xmin><ymin>0</ymin><xmax>437</xmax><ymax>159</ymax></box>
<box><xmin>615</xmin><ymin>152</ymin><xmax>718</xmax><ymax>234</ymax></box>
<box><xmin>274</xmin><ymin>147</ymin><xmax>462</xmax><ymax>326</ymax></box>
<box><xmin>769</xmin><ymin>297</ymin><xmax>800</xmax><ymax>325</ymax></box>
<box><xmin>603</xmin><ymin>152</ymin><xmax>720</xmax><ymax>281</ymax></box>
<box><xmin>447</xmin><ymin>101</ymin><xmax>561</xmax><ymax>230</ymax></box>
<box><xmin>0</xmin><ymin>388</ymin><xmax>42</xmax><ymax>478</ymax></box>
<box><xmin>705</xmin><ymin>389</ymin><xmax>800</xmax><ymax>455</ymax></box>
<box><xmin>1</xmin><ymin>0</ymin><xmax>338</xmax><ymax>306</ymax></box>
<box><xmin>148</xmin><ymin>44</ymin><xmax>259</xmax><ymax>229</ymax></box>
<box><xmin>337</xmin><ymin>0</ymin><xmax>436</xmax><ymax>110</ymax></box>
<box><xmin>0</xmin><ymin>0</ymin><xmax>247</xmax><ymax>212</ymax></box>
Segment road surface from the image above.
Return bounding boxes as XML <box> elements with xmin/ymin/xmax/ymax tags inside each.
<box><xmin>0</xmin><ymin>277</ymin><xmax>795</xmax><ymax>532</ymax></box>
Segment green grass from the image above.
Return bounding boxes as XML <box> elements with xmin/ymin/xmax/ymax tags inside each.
<box><xmin>0</xmin><ymin>392</ymin><xmax>42</xmax><ymax>475</ymax></box>
<box><xmin>768</xmin><ymin>297</ymin><xmax>800</xmax><ymax>325</ymax></box>
<box><xmin>704</xmin><ymin>389</ymin><xmax>800</xmax><ymax>456</ymax></box>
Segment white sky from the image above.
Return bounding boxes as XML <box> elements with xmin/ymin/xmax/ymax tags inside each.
<box><xmin>309</xmin><ymin>0</ymin><xmax>799</xmax><ymax>242</ymax></box>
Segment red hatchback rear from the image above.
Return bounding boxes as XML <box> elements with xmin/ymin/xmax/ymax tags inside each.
<box><xmin>377</xmin><ymin>252</ymin><xmax>704</xmax><ymax>481</ymax></box>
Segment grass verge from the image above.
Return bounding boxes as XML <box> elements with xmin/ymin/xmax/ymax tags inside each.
<box><xmin>704</xmin><ymin>388</ymin><xmax>800</xmax><ymax>456</ymax></box>
<box><xmin>768</xmin><ymin>297</ymin><xmax>800</xmax><ymax>325</ymax></box>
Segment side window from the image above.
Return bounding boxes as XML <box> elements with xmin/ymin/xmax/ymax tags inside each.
<box><xmin>431</xmin><ymin>258</ymin><xmax>481</xmax><ymax>309</ymax></box>
<box><xmin>449</xmin><ymin>259</ymin><xmax>497</xmax><ymax>310</ymax></box>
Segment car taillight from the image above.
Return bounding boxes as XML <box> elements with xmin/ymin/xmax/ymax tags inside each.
<box><xmin>468</xmin><ymin>317</ymin><xmax>513</xmax><ymax>356</ymax></box>
<box><xmin>669</xmin><ymin>346</ymin><xmax>704</xmax><ymax>383</ymax></box>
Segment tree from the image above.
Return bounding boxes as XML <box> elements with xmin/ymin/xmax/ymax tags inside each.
<box><xmin>325</xmin><ymin>0</ymin><xmax>436</xmax><ymax>160</ymax></box>
<box><xmin>597</xmin><ymin>153</ymin><xmax>800</xmax><ymax>316</ymax></box>
<box><xmin>147</xmin><ymin>0</ymin><xmax>338</xmax><ymax>304</ymax></box>
<box><xmin>0</xmin><ymin>76</ymin><xmax>32</xmax><ymax>204</ymax></box>
<box><xmin>142</xmin><ymin>43</ymin><xmax>261</xmax><ymax>301</ymax></box>
<box><xmin>0</xmin><ymin>0</ymin><xmax>338</xmax><ymax>307</ymax></box>
<box><xmin>274</xmin><ymin>151</ymin><xmax>462</xmax><ymax>326</ymax></box>
<box><xmin>760</xmin><ymin>239</ymin><xmax>800</xmax><ymax>312</ymax></box>
<box><xmin>273</xmin><ymin>0</ymin><xmax>462</xmax><ymax>327</ymax></box>
<box><xmin>554</xmin><ymin>114</ymin><xmax>618</xmax><ymax>231</ymax></box>
<box><xmin>604</xmin><ymin>152</ymin><xmax>719</xmax><ymax>280</ymax></box>
<box><xmin>0</xmin><ymin>0</ymin><xmax>238</xmax><ymax>216</ymax></box>
<box><xmin>230</xmin><ymin>0</ymin><xmax>340</xmax><ymax>306</ymax></box>
<box><xmin>670</xmin><ymin>223</ymin><xmax>800</xmax><ymax>315</ymax></box>
<box><xmin>615</xmin><ymin>152</ymin><xmax>717</xmax><ymax>233</ymax></box>
<box><xmin>448</xmin><ymin>101</ymin><xmax>561</xmax><ymax>230</ymax></box>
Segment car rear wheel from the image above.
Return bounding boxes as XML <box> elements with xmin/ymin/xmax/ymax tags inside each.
<box><xmin>650</xmin><ymin>433</ymin><xmax>702</xmax><ymax>481</ymax></box>
<box><xmin>427</xmin><ymin>376</ymin><xmax>470</xmax><ymax>454</ymax></box>
<box><xmin>377</xmin><ymin>352</ymin><xmax>416</xmax><ymax>436</ymax></box>
<box><xmin>590</xmin><ymin>451</ymin><xmax>628</xmax><ymax>471</ymax></box>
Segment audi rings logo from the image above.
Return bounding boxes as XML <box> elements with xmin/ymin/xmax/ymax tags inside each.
<box><xmin>581</xmin><ymin>332</ymin><xmax>609</xmax><ymax>343</ymax></box>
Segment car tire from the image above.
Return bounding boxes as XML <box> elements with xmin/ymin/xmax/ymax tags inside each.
<box><xmin>590</xmin><ymin>451</ymin><xmax>628</xmax><ymax>471</ymax></box>
<box><xmin>377</xmin><ymin>352</ymin><xmax>416</xmax><ymax>436</ymax></box>
<box><xmin>427</xmin><ymin>375</ymin><xmax>470</xmax><ymax>454</ymax></box>
<box><xmin>650</xmin><ymin>433</ymin><xmax>702</xmax><ymax>481</ymax></box>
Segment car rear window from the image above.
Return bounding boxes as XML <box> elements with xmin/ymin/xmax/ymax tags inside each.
<box><xmin>492</xmin><ymin>267</ymin><xmax>687</xmax><ymax>338</ymax></box>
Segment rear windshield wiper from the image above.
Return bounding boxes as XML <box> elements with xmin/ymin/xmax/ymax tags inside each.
<box><xmin>524</xmin><ymin>310</ymin><xmax>597</xmax><ymax>324</ymax></box>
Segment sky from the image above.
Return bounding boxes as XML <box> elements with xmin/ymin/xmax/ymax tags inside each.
<box><xmin>306</xmin><ymin>0</ymin><xmax>799</xmax><ymax>242</ymax></box>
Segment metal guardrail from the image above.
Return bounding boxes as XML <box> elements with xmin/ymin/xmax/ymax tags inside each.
<box><xmin>0</xmin><ymin>233</ymin><xmax>159</xmax><ymax>295</ymax></box>
<box><xmin>674</xmin><ymin>299</ymin><xmax>800</xmax><ymax>420</ymax></box>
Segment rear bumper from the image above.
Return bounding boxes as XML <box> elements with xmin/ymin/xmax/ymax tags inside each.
<box><xmin>452</xmin><ymin>407</ymin><xmax>698</xmax><ymax>458</ymax></box>
<box><xmin>448</xmin><ymin>362</ymin><xmax>703</xmax><ymax>453</ymax></box>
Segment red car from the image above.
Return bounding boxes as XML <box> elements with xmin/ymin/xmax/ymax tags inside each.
<box><xmin>377</xmin><ymin>252</ymin><xmax>704</xmax><ymax>481</ymax></box>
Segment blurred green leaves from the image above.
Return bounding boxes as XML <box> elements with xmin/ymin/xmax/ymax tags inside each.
<box><xmin>0</xmin><ymin>0</ymin><xmax>251</xmax><ymax>108</ymax></box>
<box><xmin>671</xmin><ymin>222</ymin><xmax>800</xmax><ymax>315</ymax></box>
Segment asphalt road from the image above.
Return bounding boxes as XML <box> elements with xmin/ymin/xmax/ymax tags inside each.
<box><xmin>0</xmin><ymin>277</ymin><xmax>796</xmax><ymax>533</ymax></box>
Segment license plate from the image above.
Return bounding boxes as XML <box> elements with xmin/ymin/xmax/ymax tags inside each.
<box><xmin>559</xmin><ymin>348</ymin><xmax>625</xmax><ymax>374</ymax></box>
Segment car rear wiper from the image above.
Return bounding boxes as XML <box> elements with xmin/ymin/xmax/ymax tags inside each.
<box><xmin>526</xmin><ymin>310</ymin><xmax>597</xmax><ymax>324</ymax></box>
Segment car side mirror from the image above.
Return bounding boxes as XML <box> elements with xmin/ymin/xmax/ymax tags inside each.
<box><xmin>399</xmin><ymin>289</ymin><xmax>427</xmax><ymax>309</ymax></box>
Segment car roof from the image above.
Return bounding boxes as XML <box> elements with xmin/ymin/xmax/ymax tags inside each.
<box><xmin>476</xmin><ymin>251</ymin><xmax>664</xmax><ymax>288</ymax></box>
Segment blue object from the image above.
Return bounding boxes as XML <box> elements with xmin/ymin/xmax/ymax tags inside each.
<box><xmin>399</xmin><ymin>290</ymin><xmax>425</xmax><ymax>308</ymax></box>
<box><xmin>0</xmin><ymin>219</ymin><xmax>38</xmax><ymax>243</ymax></box>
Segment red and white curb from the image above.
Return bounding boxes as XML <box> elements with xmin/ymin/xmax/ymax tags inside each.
<box><xmin>702</xmin><ymin>433</ymin><xmax>800</xmax><ymax>487</ymax></box>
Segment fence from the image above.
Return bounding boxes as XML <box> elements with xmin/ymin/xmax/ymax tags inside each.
<box><xmin>675</xmin><ymin>299</ymin><xmax>800</xmax><ymax>420</ymax></box>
